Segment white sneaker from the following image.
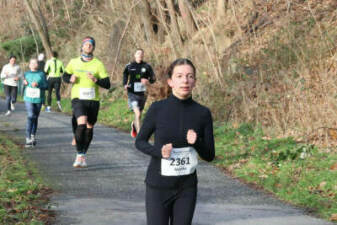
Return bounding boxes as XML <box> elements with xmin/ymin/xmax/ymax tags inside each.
<box><xmin>45</xmin><ymin>106</ymin><xmax>51</xmax><ymax>112</ymax></box>
<box><xmin>5</xmin><ymin>110</ymin><xmax>11</xmax><ymax>116</ymax></box>
<box><xmin>31</xmin><ymin>135</ymin><xmax>36</xmax><ymax>146</ymax></box>
<box><xmin>81</xmin><ymin>155</ymin><xmax>87</xmax><ymax>168</ymax></box>
<box><xmin>57</xmin><ymin>101</ymin><xmax>62</xmax><ymax>111</ymax></box>
<box><xmin>25</xmin><ymin>138</ymin><xmax>33</xmax><ymax>148</ymax></box>
<box><xmin>10</xmin><ymin>102</ymin><xmax>15</xmax><ymax>111</ymax></box>
<box><xmin>73</xmin><ymin>154</ymin><xmax>82</xmax><ymax>168</ymax></box>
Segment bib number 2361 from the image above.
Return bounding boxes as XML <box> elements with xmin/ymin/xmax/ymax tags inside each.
<box><xmin>161</xmin><ymin>147</ymin><xmax>198</xmax><ymax>176</ymax></box>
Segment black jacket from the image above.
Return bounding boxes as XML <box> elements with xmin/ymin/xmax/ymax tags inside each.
<box><xmin>123</xmin><ymin>61</ymin><xmax>155</xmax><ymax>95</ymax></box>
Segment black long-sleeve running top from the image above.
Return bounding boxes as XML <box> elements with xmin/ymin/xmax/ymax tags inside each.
<box><xmin>123</xmin><ymin>61</ymin><xmax>155</xmax><ymax>95</ymax></box>
<box><xmin>135</xmin><ymin>94</ymin><xmax>215</xmax><ymax>189</ymax></box>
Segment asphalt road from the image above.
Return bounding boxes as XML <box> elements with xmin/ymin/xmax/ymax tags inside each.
<box><xmin>0</xmin><ymin>99</ymin><xmax>333</xmax><ymax>225</ymax></box>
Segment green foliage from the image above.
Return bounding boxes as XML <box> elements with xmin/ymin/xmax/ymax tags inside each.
<box><xmin>1</xmin><ymin>35</ymin><xmax>43</xmax><ymax>61</ymax></box>
<box><xmin>214</xmin><ymin>123</ymin><xmax>337</xmax><ymax>220</ymax></box>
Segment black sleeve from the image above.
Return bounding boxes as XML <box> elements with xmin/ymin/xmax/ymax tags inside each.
<box><xmin>62</xmin><ymin>72</ymin><xmax>72</xmax><ymax>83</ymax></box>
<box><xmin>191</xmin><ymin>109</ymin><xmax>215</xmax><ymax>162</ymax></box>
<box><xmin>123</xmin><ymin>65</ymin><xmax>129</xmax><ymax>86</ymax></box>
<box><xmin>135</xmin><ymin>103</ymin><xmax>162</xmax><ymax>158</ymax></box>
<box><xmin>96</xmin><ymin>77</ymin><xmax>110</xmax><ymax>89</ymax></box>
<box><xmin>147</xmin><ymin>65</ymin><xmax>156</xmax><ymax>84</ymax></box>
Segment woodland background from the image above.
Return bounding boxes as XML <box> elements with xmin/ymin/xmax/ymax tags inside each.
<box><xmin>2</xmin><ymin>0</ymin><xmax>337</xmax><ymax>146</ymax></box>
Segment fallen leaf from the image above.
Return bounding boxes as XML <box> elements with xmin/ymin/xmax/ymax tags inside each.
<box><xmin>319</xmin><ymin>181</ymin><xmax>327</xmax><ymax>190</ymax></box>
<box><xmin>330</xmin><ymin>214</ymin><xmax>337</xmax><ymax>221</ymax></box>
<box><xmin>330</xmin><ymin>163</ymin><xmax>337</xmax><ymax>171</ymax></box>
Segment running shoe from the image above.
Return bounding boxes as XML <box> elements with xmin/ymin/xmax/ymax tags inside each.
<box><xmin>5</xmin><ymin>110</ymin><xmax>11</xmax><ymax>116</ymax></box>
<box><xmin>10</xmin><ymin>102</ymin><xmax>15</xmax><ymax>111</ymax></box>
<box><xmin>130</xmin><ymin>121</ymin><xmax>137</xmax><ymax>138</ymax></box>
<box><xmin>31</xmin><ymin>135</ymin><xmax>36</xmax><ymax>146</ymax></box>
<box><xmin>45</xmin><ymin>106</ymin><xmax>51</xmax><ymax>112</ymax></box>
<box><xmin>57</xmin><ymin>101</ymin><xmax>62</xmax><ymax>111</ymax></box>
<box><xmin>25</xmin><ymin>138</ymin><xmax>33</xmax><ymax>148</ymax></box>
<box><xmin>81</xmin><ymin>155</ymin><xmax>87</xmax><ymax>168</ymax></box>
<box><xmin>73</xmin><ymin>155</ymin><xmax>82</xmax><ymax>168</ymax></box>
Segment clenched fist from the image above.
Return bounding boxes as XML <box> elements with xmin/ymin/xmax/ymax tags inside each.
<box><xmin>187</xmin><ymin>129</ymin><xmax>197</xmax><ymax>145</ymax></box>
<box><xmin>161</xmin><ymin>143</ymin><xmax>173</xmax><ymax>159</ymax></box>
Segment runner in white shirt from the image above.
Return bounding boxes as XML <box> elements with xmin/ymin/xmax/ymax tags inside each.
<box><xmin>1</xmin><ymin>55</ymin><xmax>22</xmax><ymax>116</ymax></box>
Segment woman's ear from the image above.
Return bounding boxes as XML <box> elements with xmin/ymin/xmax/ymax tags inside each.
<box><xmin>167</xmin><ymin>78</ymin><xmax>174</xmax><ymax>88</ymax></box>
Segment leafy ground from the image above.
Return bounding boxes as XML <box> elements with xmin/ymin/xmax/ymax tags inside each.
<box><xmin>0</xmin><ymin>133</ymin><xmax>54</xmax><ymax>225</ymax></box>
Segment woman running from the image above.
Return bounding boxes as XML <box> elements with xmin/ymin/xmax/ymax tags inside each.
<box><xmin>135</xmin><ymin>58</ymin><xmax>215</xmax><ymax>225</ymax></box>
<box><xmin>0</xmin><ymin>55</ymin><xmax>22</xmax><ymax>116</ymax></box>
<box><xmin>23</xmin><ymin>58</ymin><xmax>48</xmax><ymax>147</ymax></box>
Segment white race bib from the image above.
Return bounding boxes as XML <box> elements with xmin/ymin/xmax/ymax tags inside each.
<box><xmin>26</xmin><ymin>87</ymin><xmax>41</xmax><ymax>98</ymax></box>
<box><xmin>161</xmin><ymin>147</ymin><xmax>198</xmax><ymax>176</ymax></box>
<box><xmin>134</xmin><ymin>82</ymin><xmax>146</xmax><ymax>92</ymax></box>
<box><xmin>79</xmin><ymin>88</ymin><xmax>95</xmax><ymax>100</ymax></box>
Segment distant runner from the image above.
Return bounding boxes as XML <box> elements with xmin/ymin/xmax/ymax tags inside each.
<box><xmin>123</xmin><ymin>48</ymin><xmax>155</xmax><ymax>138</ymax></box>
<box><xmin>63</xmin><ymin>36</ymin><xmax>110</xmax><ymax>168</ymax></box>
<box><xmin>135</xmin><ymin>58</ymin><xmax>215</xmax><ymax>225</ymax></box>
<box><xmin>37</xmin><ymin>53</ymin><xmax>47</xmax><ymax>110</ymax></box>
<box><xmin>0</xmin><ymin>55</ymin><xmax>22</xmax><ymax>116</ymax></box>
<box><xmin>23</xmin><ymin>58</ymin><xmax>48</xmax><ymax>147</ymax></box>
<box><xmin>45</xmin><ymin>51</ymin><xmax>64</xmax><ymax>112</ymax></box>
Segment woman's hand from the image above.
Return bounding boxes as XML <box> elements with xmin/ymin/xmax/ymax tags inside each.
<box><xmin>161</xmin><ymin>143</ymin><xmax>173</xmax><ymax>158</ymax></box>
<box><xmin>187</xmin><ymin>129</ymin><xmax>197</xmax><ymax>145</ymax></box>
<box><xmin>31</xmin><ymin>82</ymin><xmax>38</xmax><ymax>87</ymax></box>
<box><xmin>23</xmin><ymin>80</ymin><xmax>28</xmax><ymax>86</ymax></box>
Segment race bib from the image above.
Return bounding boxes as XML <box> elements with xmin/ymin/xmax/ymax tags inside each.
<box><xmin>161</xmin><ymin>147</ymin><xmax>198</xmax><ymax>176</ymax></box>
<box><xmin>134</xmin><ymin>82</ymin><xmax>146</xmax><ymax>92</ymax></box>
<box><xmin>79</xmin><ymin>88</ymin><xmax>95</xmax><ymax>100</ymax></box>
<box><xmin>26</xmin><ymin>87</ymin><xmax>40</xmax><ymax>98</ymax></box>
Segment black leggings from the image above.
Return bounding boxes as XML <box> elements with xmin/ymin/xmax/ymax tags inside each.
<box><xmin>146</xmin><ymin>185</ymin><xmax>197</xmax><ymax>225</ymax></box>
<box><xmin>47</xmin><ymin>77</ymin><xmax>61</xmax><ymax>106</ymax></box>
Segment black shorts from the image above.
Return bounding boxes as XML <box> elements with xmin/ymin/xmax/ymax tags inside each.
<box><xmin>127</xmin><ymin>92</ymin><xmax>146</xmax><ymax>111</ymax></box>
<box><xmin>71</xmin><ymin>98</ymin><xmax>100</xmax><ymax>125</ymax></box>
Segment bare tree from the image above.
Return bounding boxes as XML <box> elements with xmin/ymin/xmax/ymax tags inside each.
<box><xmin>23</xmin><ymin>0</ymin><xmax>52</xmax><ymax>58</ymax></box>
<box><xmin>178</xmin><ymin>0</ymin><xmax>196</xmax><ymax>37</ymax></box>
<box><xmin>155</xmin><ymin>0</ymin><xmax>178</xmax><ymax>58</ymax></box>
<box><xmin>216</xmin><ymin>0</ymin><xmax>227</xmax><ymax>20</ymax></box>
<box><xmin>140</xmin><ymin>0</ymin><xmax>156</xmax><ymax>43</ymax></box>
<box><xmin>166</xmin><ymin>0</ymin><xmax>183</xmax><ymax>46</ymax></box>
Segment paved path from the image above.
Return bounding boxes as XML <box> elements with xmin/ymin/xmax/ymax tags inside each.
<box><xmin>0</xmin><ymin>99</ymin><xmax>333</xmax><ymax>225</ymax></box>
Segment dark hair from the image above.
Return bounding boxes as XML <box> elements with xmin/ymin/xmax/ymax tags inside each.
<box><xmin>167</xmin><ymin>58</ymin><xmax>196</xmax><ymax>78</ymax></box>
<box><xmin>9</xmin><ymin>55</ymin><xmax>16</xmax><ymax>60</ymax></box>
<box><xmin>52</xmin><ymin>51</ymin><xmax>58</xmax><ymax>58</ymax></box>
<box><xmin>135</xmin><ymin>48</ymin><xmax>144</xmax><ymax>53</ymax></box>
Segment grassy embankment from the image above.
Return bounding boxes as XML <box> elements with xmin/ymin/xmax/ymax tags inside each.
<box><xmin>0</xmin><ymin>133</ymin><xmax>53</xmax><ymax>225</ymax></box>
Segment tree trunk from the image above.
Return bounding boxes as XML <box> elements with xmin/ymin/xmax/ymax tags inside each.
<box><xmin>155</xmin><ymin>0</ymin><xmax>178</xmax><ymax>58</ymax></box>
<box><xmin>216</xmin><ymin>0</ymin><xmax>226</xmax><ymax>20</ymax></box>
<box><xmin>23</xmin><ymin>0</ymin><xmax>52</xmax><ymax>58</ymax></box>
<box><xmin>166</xmin><ymin>0</ymin><xmax>183</xmax><ymax>46</ymax></box>
<box><xmin>178</xmin><ymin>0</ymin><xmax>196</xmax><ymax>37</ymax></box>
<box><xmin>140</xmin><ymin>0</ymin><xmax>156</xmax><ymax>43</ymax></box>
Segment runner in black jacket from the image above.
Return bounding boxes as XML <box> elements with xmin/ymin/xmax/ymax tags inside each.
<box><xmin>135</xmin><ymin>58</ymin><xmax>215</xmax><ymax>225</ymax></box>
<box><xmin>123</xmin><ymin>48</ymin><xmax>155</xmax><ymax>138</ymax></box>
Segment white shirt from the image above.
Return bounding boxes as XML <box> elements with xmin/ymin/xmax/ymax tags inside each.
<box><xmin>0</xmin><ymin>63</ymin><xmax>22</xmax><ymax>87</ymax></box>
